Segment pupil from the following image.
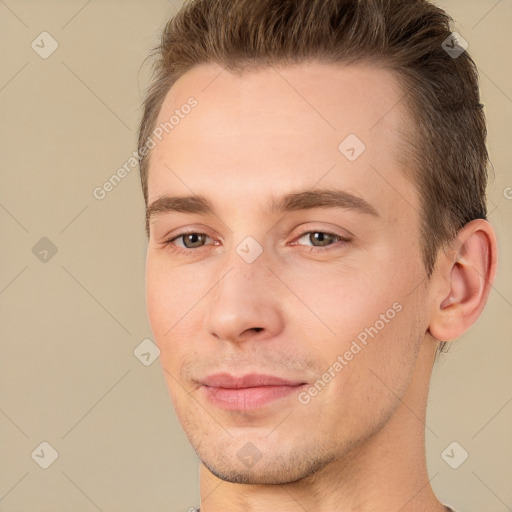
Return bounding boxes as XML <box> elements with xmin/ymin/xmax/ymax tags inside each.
<box><xmin>186</xmin><ymin>234</ymin><xmax>202</xmax><ymax>248</ymax></box>
<box><xmin>312</xmin><ymin>232</ymin><xmax>330</xmax><ymax>246</ymax></box>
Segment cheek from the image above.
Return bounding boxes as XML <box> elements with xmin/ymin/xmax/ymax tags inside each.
<box><xmin>145</xmin><ymin>254</ymin><xmax>216</xmax><ymax>393</ymax></box>
<box><xmin>145</xmin><ymin>263</ymin><xmax>173</xmax><ymax>340</ymax></box>
<box><xmin>146</xmin><ymin>261</ymin><xmax>193</xmax><ymax>388</ymax></box>
<box><xmin>285</xmin><ymin>261</ymin><xmax>401</xmax><ymax>349</ymax></box>
<box><xmin>145</xmin><ymin>255</ymin><xmax>203</xmax><ymax>339</ymax></box>
<box><xmin>318</xmin><ymin>301</ymin><xmax>424</xmax><ymax>436</ymax></box>
<box><xmin>146</xmin><ymin>260</ymin><xmax>197</xmax><ymax>399</ymax></box>
<box><xmin>342</xmin><ymin>285</ymin><xmax>426</xmax><ymax>401</ymax></box>
<box><xmin>290</xmin><ymin>260</ymin><xmax>423</xmax><ymax>391</ymax></box>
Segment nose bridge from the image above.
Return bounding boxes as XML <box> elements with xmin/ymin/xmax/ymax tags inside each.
<box><xmin>212</xmin><ymin>237</ymin><xmax>271</xmax><ymax>307</ymax></box>
<box><xmin>203</xmin><ymin>238</ymin><xmax>283</xmax><ymax>342</ymax></box>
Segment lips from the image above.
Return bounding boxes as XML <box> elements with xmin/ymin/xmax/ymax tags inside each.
<box><xmin>202</xmin><ymin>373</ymin><xmax>306</xmax><ymax>388</ymax></box>
<box><xmin>200</xmin><ymin>373</ymin><xmax>307</xmax><ymax>411</ymax></box>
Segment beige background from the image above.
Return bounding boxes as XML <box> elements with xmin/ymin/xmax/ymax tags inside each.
<box><xmin>0</xmin><ymin>1</ymin><xmax>510</xmax><ymax>511</ymax></box>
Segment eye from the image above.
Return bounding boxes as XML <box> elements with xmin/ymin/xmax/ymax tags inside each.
<box><xmin>293</xmin><ymin>230</ymin><xmax>350</xmax><ymax>250</ymax></box>
<box><xmin>164</xmin><ymin>231</ymin><xmax>216</xmax><ymax>253</ymax></box>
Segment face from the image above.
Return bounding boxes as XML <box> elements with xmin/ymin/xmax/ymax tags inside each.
<box><xmin>145</xmin><ymin>61</ymin><xmax>432</xmax><ymax>484</ymax></box>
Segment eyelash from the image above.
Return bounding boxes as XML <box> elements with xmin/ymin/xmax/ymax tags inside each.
<box><xmin>162</xmin><ymin>230</ymin><xmax>351</xmax><ymax>256</ymax></box>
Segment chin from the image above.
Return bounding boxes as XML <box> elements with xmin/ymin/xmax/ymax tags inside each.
<box><xmin>199</xmin><ymin>447</ymin><xmax>337</xmax><ymax>485</ymax></box>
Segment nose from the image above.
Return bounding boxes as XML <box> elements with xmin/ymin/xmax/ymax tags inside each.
<box><xmin>202</xmin><ymin>251</ymin><xmax>285</xmax><ymax>345</ymax></box>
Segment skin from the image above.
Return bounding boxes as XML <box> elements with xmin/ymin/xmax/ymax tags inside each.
<box><xmin>144</xmin><ymin>62</ymin><xmax>497</xmax><ymax>511</ymax></box>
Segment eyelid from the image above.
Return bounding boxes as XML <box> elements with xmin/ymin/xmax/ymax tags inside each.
<box><xmin>292</xmin><ymin>230</ymin><xmax>350</xmax><ymax>245</ymax></box>
<box><xmin>160</xmin><ymin>224</ymin><xmax>217</xmax><ymax>243</ymax></box>
<box><xmin>289</xmin><ymin>230</ymin><xmax>351</xmax><ymax>252</ymax></box>
<box><xmin>288</xmin><ymin>221</ymin><xmax>352</xmax><ymax>242</ymax></box>
<box><xmin>165</xmin><ymin>230</ymin><xmax>217</xmax><ymax>250</ymax></box>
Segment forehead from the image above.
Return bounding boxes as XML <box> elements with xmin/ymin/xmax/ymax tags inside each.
<box><xmin>147</xmin><ymin>61</ymin><xmax>418</xmax><ymax>220</ymax></box>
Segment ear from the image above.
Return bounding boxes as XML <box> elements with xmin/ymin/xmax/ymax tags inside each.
<box><xmin>428</xmin><ymin>219</ymin><xmax>498</xmax><ymax>342</ymax></box>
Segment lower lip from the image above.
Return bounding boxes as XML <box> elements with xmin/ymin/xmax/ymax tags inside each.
<box><xmin>202</xmin><ymin>385</ymin><xmax>305</xmax><ymax>411</ymax></box>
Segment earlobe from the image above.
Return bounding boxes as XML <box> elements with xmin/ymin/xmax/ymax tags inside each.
<box><xmin>428</xmin><ymin>219</ymin><xmax>498</xmax><ymax>342</ymax></box>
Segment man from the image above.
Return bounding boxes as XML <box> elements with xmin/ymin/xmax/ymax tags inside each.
<box><xmin>138</xmin><ymin>0</ymin><xmax>498</xmax><ymax>510</ymax></box>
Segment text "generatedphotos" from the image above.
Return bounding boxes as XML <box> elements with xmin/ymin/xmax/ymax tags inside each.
<box><xmin>298</xmin><ymin>301</ymin><xmax>403</xmax><ymax>405</ymax></box>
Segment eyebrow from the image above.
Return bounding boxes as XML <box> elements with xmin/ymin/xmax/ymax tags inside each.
<box><xmin>146</xmin><ymin>188</ymin><xmax>379</xmax><ymax>229</ymax></box>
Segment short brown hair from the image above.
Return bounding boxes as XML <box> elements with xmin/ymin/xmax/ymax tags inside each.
<box><xmin>138</xmin><ymin>0</ymin><xmax>489</xmax><ymax>352</ymax></box>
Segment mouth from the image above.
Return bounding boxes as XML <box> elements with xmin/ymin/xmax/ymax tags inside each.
<box><xmin>199</xmin><ymin>373</ymin><xmax>308</xmax><ymax>411</ymax></box>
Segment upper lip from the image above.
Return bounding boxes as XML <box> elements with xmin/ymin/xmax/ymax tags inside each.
<box><xmin>201</xmin><ymin>373</ymin><xmax>306</xmax><ymax>389</ymax></box>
